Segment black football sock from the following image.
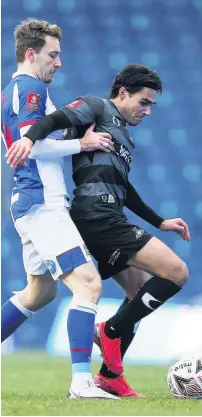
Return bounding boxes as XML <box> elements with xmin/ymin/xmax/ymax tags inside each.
<box><xmin>100</xmin><ymin>297</ymin><xmax>136</xmax><ymax>379</ymax></box>
<box><xmin>104</xmin><ymin>276</ymin><xmax>181</xmax><ymax>339</ymax></box>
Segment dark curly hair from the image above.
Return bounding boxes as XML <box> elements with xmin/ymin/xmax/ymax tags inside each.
<box><xmin>109</xmin><ymin>64</ymin><xmax>162</xmax><ymax>98</ymax></box>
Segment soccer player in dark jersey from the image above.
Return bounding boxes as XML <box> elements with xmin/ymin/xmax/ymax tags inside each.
<box><xmin>6</xmin><ymin>64</ymin><xmax>190</xmax><ymax>398</ymax></box>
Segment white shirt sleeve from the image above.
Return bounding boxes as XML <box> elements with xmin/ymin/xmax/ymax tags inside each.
<box><xmin>29</xmin><ymin>137</ymin><xmax>81</xmax><ymax>160</ymax></box>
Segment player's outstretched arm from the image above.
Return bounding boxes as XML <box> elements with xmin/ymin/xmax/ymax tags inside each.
<box><xmin>125</xmin><ymin>181</ymin><xmax>164</xmax><ymax>228</ymax></box>
<box><xmin>125</xmin><ymin>181</ymin><xmax>190</xmax><ymax>241</ymax></box>
<box><xmin>29</xmin><ymin>123</ymin><xmax>114</xmax><ymax>161</ymax></box>
<box><xmin>5</xmin><ymin>114</ymin><xmax>114</xmax><ymax>168</ymax></box>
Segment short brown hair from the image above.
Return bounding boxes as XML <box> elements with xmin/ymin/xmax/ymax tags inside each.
<box><xmin>14</xmin><ymin>19</ymin><xmax>62</xmax><ymax>63</ymax></box>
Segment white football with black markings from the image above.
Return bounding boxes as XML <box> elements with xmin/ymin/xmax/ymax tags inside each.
<box><xmin>167</xmin><ymin>358</ymin><xmax>202</xmax><ymax>398</ymax></box>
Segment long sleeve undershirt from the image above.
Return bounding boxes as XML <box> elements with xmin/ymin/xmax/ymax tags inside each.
<box><xmin>25</xmin><ymin>110</ymin><xmax>81</xmax><ymax>159</ymax></box>
<box><xmin>29</xmin><ymin>137</ymin><xmax>81</xmax><ymax>160</ymax></box>
<box><xmin>125</xmin><ymin>182</ymin><xmax>164</xmax><ymax>228</ymax></box>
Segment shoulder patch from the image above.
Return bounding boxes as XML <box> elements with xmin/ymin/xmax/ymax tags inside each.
<box><xmin>26</xmin><ymin>93</ymin><xmax>40</xmax><ymax>110</ymax></box>
<box><xmin>66</xmin><ymin>99</ymin><xmax>84</xmax><ymax>109</ymax></box>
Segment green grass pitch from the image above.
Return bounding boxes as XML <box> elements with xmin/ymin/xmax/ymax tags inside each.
<box><xmin>1</xmin><ymin>351</ymin><xmax>201</xmax><ymax>416</ymax></box>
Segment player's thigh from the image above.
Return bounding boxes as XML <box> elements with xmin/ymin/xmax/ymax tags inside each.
<box><xmin>60</xmin><ymin>261</ymin><xmax>102</xmax><ymax>303</ymax></box>
<box><xmin>24</xmin><ymin>205</ymin><xmax>93</xmax><ymax>280</ymax></box>
<box><xmin>15</xmin><ymin>216</ymin><xmax>49</xmax><ymax>277</ymax></box>
<box><xmin>127</xmin><ymin>236</ymin><xmax>188</xmax><ymax>284</ymax></box>
<box><xmin>113</xmin><ymin>267</ymin><xmax>151</xmax><ymax>300</ymax></box>
<box><xmin>19</xmin><ymin>271</ymin><xmax>57</xmax><ymax>311</ymax></box>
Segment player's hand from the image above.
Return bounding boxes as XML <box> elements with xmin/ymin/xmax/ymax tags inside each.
<box><xmin>5</xmin><ymin>137</ymin><xmax>33</xmax><ymax>169</ymax></box>
<box><xmin>80</xmin><ymin>123</ymin><xmax>115</xmax><ymax>153</ymax></box>
<box><xmin>159</xmin><ymin>218</ymin><xmax>190</xmax><ymax>241</ymax></box>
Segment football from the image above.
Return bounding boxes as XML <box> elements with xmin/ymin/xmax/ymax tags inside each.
<box><xmin>167</xmin><ymin>358</ymin><xmax>202</xmax><ymax>398</ymax></box>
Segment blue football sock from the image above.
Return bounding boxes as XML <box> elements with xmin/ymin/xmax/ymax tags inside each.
<box><xmin>1</xmin><ymin>294</ymin><xmax>34</xmax><ymax>342</ymax></box>
<box><xmin>67</xmin><ymin>298</ymin><xmax>97</xmax><ymax>378</ymax></box>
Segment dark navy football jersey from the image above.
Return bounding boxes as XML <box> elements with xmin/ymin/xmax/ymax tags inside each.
<box><xmin>62</xmin><ymin>96</ymin><xmax>135</xmax><ymax>219</ymax></box>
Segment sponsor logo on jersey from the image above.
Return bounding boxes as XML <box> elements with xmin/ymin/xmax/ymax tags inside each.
<box><xmin>66</xmin><ymin>99</ymin><xmax>84</xmax><ymax>109</ymax></box>
<box><xmin>115</xmin><ymin>144</ymin><xmax>132</xmax><ymax>164</ymax></box>
<box><xmin>45</xmin><ymin>260</ymin><xmax>57</xmax><ymax>275</ymax></box>
<box><xmin>26</xmin><ymin>93</ymin><xmax>40</xmax><ymax>110</ymax></box>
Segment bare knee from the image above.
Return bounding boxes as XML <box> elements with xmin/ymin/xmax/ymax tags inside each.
<box><xmin>178</xmin><ymin>261</ymin><xmax>189</xmax><ymax>286</ymax></box>
<box><xmin>78</xmin><ymin>270</ymin><xmax>102</xmax><ymax>303</ymax></box>
<box><xmin>169</xmin><ymin>260</ymin><xmax>189</xmax><ymax>287</ymax></box>
<box><xmin>62</xmin><ymin>263</ymin><xmax>102</xmax><ymax>304</ymax></box>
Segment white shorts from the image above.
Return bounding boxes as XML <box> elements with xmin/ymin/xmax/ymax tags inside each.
<box><xmin>14</xmin><ymin>205</ymin><xmax>92</xmax><ymax>279</ymax></box>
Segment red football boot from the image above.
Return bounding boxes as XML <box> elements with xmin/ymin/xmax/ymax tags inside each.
<box><xmin>94</xmin><ymin>322</ymin><xmax>123</xmax><ymax>376</ymax></box>
<box><xmin>94</xmin><ymin>372</ymin><xmax>146</xmax><ymax>398</ymax></box>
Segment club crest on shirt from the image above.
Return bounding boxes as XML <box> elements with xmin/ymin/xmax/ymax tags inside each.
<box><xmin>26</xmin><ymin>93</ymin><xmax>40</xmax><ymax>110</ymax></box>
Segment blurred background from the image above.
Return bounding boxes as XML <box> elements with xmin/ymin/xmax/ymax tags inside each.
<box><xmin>1</xmin><ymin>0</ymin><xmax>202</xmax><ymax>361</ymax></box>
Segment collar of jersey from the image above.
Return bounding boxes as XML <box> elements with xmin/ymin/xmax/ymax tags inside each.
<box><xmin>108</xmin><ymin>99</ymin><xmax>126</xmax><ymax>126</ymax></box>
<box><xmin>12</xmin><ymin>71</ymin><xmax>38</xmax><ymax>79</ymax></box>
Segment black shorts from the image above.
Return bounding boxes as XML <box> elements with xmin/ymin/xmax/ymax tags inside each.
<box><xmin>71</xmin><ymin>212</ymin><xmax>152</xmax><ymax>280</ymax></box>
